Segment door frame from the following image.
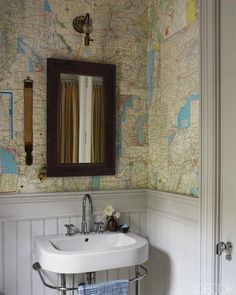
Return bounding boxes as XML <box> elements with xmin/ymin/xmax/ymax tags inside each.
<box><xmin>200</xmin><ymin>0</ymin><xmax>221</xmax><ymax>294</ymax></box>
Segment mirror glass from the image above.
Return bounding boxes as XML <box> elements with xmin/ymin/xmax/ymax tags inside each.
<box><xmin>47</xmin><ymin>58</ymin><xmax>116</xmax><ymax>177</ymax></box>
<box><xmin>59</xmin><ymin>73</ymin><xmax>104</xmax><ymax>164</ymax></box>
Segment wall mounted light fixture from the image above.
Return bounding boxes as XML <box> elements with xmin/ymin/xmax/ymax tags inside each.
<box><xmin>73</xmin><ymin>13</ymin><xmax>93</xmax><ymax>46</ymax></box>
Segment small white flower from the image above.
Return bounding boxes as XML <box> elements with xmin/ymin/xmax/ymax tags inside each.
<box><xmin>115</xmin><ymin>212</ymin><xmax>121</xmax><ymax>219</ymax></box>
<box><xmin>103</xmin><ymin>205</ymin><xmax>114</xmax><ymax>217</ymax></box>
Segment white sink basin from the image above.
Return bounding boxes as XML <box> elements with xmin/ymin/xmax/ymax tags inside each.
<box><xmin>34</xmin><ymin>232</ymin><xmax>149</xmax><ymax>274</ymax></box>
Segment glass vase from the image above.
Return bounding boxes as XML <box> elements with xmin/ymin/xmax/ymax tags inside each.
<box><xmin>106</xmin><ymin>216</ymin><xmax>118</xmax><ymax>231</ymax></box>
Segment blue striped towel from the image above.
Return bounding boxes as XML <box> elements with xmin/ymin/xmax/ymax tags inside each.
<box><xmin>77</xmin><ymin>279</ymin><xmax>129</xmax><ymax>295</ymax></box>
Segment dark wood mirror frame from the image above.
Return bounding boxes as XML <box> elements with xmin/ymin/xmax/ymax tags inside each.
<box><xmin>47</xmin><ymin>58</ymin><xmax>116</xmax><ymax>177</ymax></box>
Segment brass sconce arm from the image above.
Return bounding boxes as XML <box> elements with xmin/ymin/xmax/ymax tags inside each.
<box><xmin>73</xmin><ymin>13</ymin><xmax>93</xmax><ymax>46</ymax></box>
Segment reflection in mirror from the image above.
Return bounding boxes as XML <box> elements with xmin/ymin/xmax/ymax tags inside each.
<box><xmin>59</xmin><ymin>74</ymin><xmax>104</xmax><ymax>164</ymax></box>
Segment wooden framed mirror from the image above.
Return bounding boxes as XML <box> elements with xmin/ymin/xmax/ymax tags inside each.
<box><xmin>47</xmin><ymin>58</ymin><xmax>116</xmax><ymax>177</ymax></box>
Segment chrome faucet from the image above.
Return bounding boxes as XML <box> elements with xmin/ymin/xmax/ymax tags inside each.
<box><xmin>81</xmin><ymin>194</ymin><xmax>94</xmax><ymax>234</ymax></box>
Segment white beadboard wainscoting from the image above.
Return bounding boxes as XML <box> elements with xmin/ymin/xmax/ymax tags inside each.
<box><xmin>145</xmin><ymin>190</ymin><xmax>200</xmax><ymax>295</ymax></box>
<box><xmin>0</xmin><ymin>189</ymin><xmax>200</xmax><ymax>295</ymax></box>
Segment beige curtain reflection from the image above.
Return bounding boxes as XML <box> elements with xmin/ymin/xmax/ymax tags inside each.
<box><xmin>60</xmin><ymin>81</ymin><xmax>79</xmax><ymax>163</ymax></box>
<box><xmin>91</xmin><ymin>84</ymin><xmax>104</xmax><ymax>163</ymax></box>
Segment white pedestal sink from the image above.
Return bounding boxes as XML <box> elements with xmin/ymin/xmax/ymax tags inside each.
<box><xmin>34</xmin><ymin>232</ymin><xmax>149</xmax><ymax>274</ymax></box>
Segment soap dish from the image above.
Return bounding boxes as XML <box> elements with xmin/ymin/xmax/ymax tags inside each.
<box><xmin>119</xmin><ymin>224</ymin><xmax>129</xmax><ymax>233</ymax></box>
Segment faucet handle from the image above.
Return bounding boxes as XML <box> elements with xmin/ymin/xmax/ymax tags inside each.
<box><xmin>94</xmin><ymin>222</ymin><xmax>104</xmax><ymax>233</ymax></box>
<box><xmin>64</xmin><ymin>224</ymin><xmax>75</xmax><ymax>236</ymax></box>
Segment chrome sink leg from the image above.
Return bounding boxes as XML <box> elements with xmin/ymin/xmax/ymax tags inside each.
<box><xmin>135</xmin><ymin>265</ymin><xmax>141</xmax><ymax>295</ymax></box>
<box><xmin>32</xmin><ymin>262</ymin><xmax>147</xmax><ymax>293</ymax></box>
<box><xmin>87</xmin><ymin>272</ymin><xmax>96</xmax><ymax>284</ymax></box>
<box><xmin>61</xmin><ymin>274</ymin><xmax>66</xmax><ymax>295</ymax></box>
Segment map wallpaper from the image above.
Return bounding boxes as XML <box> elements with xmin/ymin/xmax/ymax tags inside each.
<box><xmin>148</xmin><ymin>0</ymin><xmax>200</xmax><ymax>196</ymax></box>
<box><xmin>0</xmin><ymin>0</ymin><xmax>199</xmax><ymax>196</ymax></box>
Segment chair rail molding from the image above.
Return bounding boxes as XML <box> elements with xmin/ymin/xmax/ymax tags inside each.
<box><xmin>0</xmin><ymin>189</ymin><xmax>147</xmax><ymax>222</ymax></box>
<box><xmin>146</xmin><ymin>190</ymin><xmax>199</xmax><ymax>225</ymax></box>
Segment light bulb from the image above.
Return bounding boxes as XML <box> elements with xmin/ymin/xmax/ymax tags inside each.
<box><xmin>82</xmin><ymin>23</ymin><xmax>93</xmax><ymax>34</ymax></box>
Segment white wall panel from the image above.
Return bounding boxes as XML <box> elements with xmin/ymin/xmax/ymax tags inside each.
<box><xmin>31</xmin><ymin>220</ymin><xmax>44</xmax><ymax>295</ymax></box>
<box><xmin>17</xmin><ymin>221</ymin><xmax>31</xmax><ymax>295</ymax></box>
<box><xmin>140</xmin><ymin>211</ymin><xmax>147</xmax><ymax>238</ymax></box>
<box><xmin>4</xmin><ymin>222</ymin><xmax>17</xmax><ymax>295</ymax></box>
<box><xmin>44</xmin><ymin>219</ymin><xmax>58</xmax><ymax>295</ymax></box>
<box><xmin>146</xmin><ymin>191</ymin><xmax>200</xmax><ymax>295</ymax></box>
<box><xmin>130</xmin><ymin>212</ymin><xmax>140</xmax><ymax>234</ymax></box>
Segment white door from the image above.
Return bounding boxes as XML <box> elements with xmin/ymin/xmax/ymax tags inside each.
<box><xmin>219</xmin><ymin>1</ymin><xmax>236</xmax><ymax>294</ymax></box>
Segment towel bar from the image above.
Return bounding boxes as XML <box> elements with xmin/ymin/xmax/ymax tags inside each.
<box><xmin>32</xmin><ymin>262</ymin><xmax>148</xmax><ymax>292</ymax></box>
